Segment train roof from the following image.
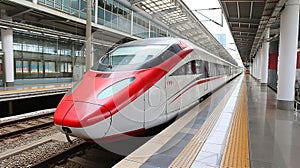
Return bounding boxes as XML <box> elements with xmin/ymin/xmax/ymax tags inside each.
<box><xmin>120</xmin><ymin>37</ymin><xmax>180</xmax><ymax>47</ymax></box>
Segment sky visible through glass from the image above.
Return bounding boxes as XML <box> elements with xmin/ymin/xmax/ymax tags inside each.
<box><xmin>183</xmin><ymin>0</ymin><xmax>244</xmax><ymax>67</ymax></box>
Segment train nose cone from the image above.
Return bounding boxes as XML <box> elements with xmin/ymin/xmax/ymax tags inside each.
<box><xmin>54</xmin><ymin>101</ymin><xmax>112</xmax><ymax>140</ymax></box>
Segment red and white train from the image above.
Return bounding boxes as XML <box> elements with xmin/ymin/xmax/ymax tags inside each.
<box><xmin>54</xmin><ymin>37</ymin><xmax>241</xmax><ymax>142</ymax></box>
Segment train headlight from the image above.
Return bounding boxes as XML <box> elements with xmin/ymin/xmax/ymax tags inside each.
<box><xmin>97</xmin><ymin>77</ymin><xmax>135</xmax><ymax>99</ymax></box>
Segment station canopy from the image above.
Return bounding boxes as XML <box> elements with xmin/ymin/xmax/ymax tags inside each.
<box><xmin>131</xmin><ymin>0</ymin><xmax>238</xmax><ymax>66</ymax></box>
<box><xmin>219</xmin><ymin>0</ymin><xmax>286</xmax><ymax>65</ymax></box>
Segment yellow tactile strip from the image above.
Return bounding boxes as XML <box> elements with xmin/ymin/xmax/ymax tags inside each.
<box><xmin>169</xmin><ymin>80</ymin><xmax>238</xmax><ymax>168</ymax></box>
<box><xmin>220</xmin><ymin>79</ymin><xmax>250</xmax><ymax>168</ymax></box>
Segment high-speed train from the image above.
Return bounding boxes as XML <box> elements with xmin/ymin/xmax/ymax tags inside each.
<box><xmin>54</xmin><ymin>37</ymin><xmax>241</xmax><ymax>142</ymax></box>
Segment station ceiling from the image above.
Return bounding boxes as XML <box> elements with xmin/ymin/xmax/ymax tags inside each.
<box><xmin>1</xmin><ymin>0</ymin><xmax>289</xmax><ymax>67</ymax></box>
<box><xmin>219</xmin><ymin>0</ymin><xmax>287</xmax><ymax>65</ymax></box>
<box><xmin>131</xmin><ymin>0</ymin><xmax>238</xmax><ymax>65</ymax></box>
<box><xmin>0</xmin><ymin>0</ymin><xmax>239</xmax><ymax>66</ymax></box>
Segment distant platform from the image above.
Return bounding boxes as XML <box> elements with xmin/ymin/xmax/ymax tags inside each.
<box><xmin>0</xmin><ymin>82</ymin><xmax>72</xmax><ymax>101</ymax></box>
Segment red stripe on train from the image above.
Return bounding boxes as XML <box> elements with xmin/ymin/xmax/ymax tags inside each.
<box><xmin>170</xmin><ymin>75</ymin><xmax>226</xmax><ymax>104</ymax></box>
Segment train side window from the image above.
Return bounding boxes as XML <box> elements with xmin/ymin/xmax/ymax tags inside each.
<box><xmin>198</xmin><ymin>60</ymin><xmax>206</xmax><ymax>78</ymax></box>
<box><xmin>203</xmin><ymin>61</ymin><xmax>209</xmax><ymax>78</ymax></box>
<box><xmin>185</xmin><ymin>60</ymin><xmax>197</xmax><ymax>75</ymax></box>
<box><xmin>191</xmin><ymin>60</ymin><xmax>196</xmax><ymax>74</ymax></box>
<box><xmin>186</xmin><ymin>62</ymin><xmax>193</xmax><ymax>74</ymax></box>
<box><xmin>171</xmin><ymin>64</ymin><xmax>186</xmax><ymax>76</ymax></box>
<box><xmin>161</xmin><ymin>44</ymin><xmax>182</xmax><ymax>61</ymax></box>
<box><xmin>210</xmin><ymin>63</ymin><xmax>217</xmax><ymax>76</ymax></box>
<box><xmin>218</xmin><ymin>64</ymin><xmax>222</xmax><ymax>75</ymax></box>
<box><xmin>196</xmin><ymin>60</ymin><xmax>202</xmax><ymax>74</ymax></box>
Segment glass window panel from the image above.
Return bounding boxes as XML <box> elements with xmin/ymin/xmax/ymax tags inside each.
<box><xmin>71</xmin><ymin>0</ymin><xmax>79</xmax><ymax>9</ymax></box>
<box><xmin>186</xmin><ymin>62</ymin><xmax>192</xmax><ymax>75</ymax></box>
<box><xmin>23</xmin><ymin>61</ymin><xmax>29</xmax><ymax>73</ymax></box>
<box><xmin>45</xmin><ymin>62</ymin><xmax>49</xmax><ymax>72</ymax></box>
<box><xmin>64</xmin><ymin>0</ymin><xmax>70</xmax><ymax>6</ymax></box>
<box><xmin>68</xmin><ymin>63</ymin><xmax>72</xmax><ymax>72</ymax></box>
<box><xmin>46</xmin><ymin>0</ymin><xmax>54</xmax><ymax>7</ymax></box>
<box><xmin>31</xmin><ymin>61</ymin><xmax>38</xmax><ymax>73</ymax></box>
<box><xmin>98</xmin><ymin>7</ymin><xmax>104</xmax><ymax>19</ymax></box>
<box><xmin>64</xmin><ymin>62</ymin><xmax>68</xmax><ymax>72</ymax></box>
<box><xmin>16</xmin><ymin>60</ymin><xmax>22</xmax><ymax>73</ymax></box>
<box><xmin>80</xmin><ymin>12</ymin><xmax>87</xmax><ymax>19</ymax></box>
<box><xmin>101</xmin><ymin>45</ymin><xmax>166</xmax><ymax>66</ymax></box>
<box><xmin>39</xmin><ymin>62</ymin><xmax>43</xmax><ymax>73</ymax></box>
<box><xmin>172</xmin><ymin>65</ymin><xmax>186</xmax><ymax>76</ymax></box>
<box><xmin>80</xmin><ymin>0</ymin><xmax>86</xmax><ymax>11</ymax></box>
<box><xmin>55</xmin><ymin>0</ymin><xmax>62</xmax><ymax>9</ymax></box>
<box><xmin>61</xmin><ymin>63</ymin><xmax>64</xmax><ymax>72</ymax></box>
<box><xmin>45</xmin><ymin>62</ymin><xmax>56</xmax><ymax>73</ymax></box>
<box><xmin>105</xmin><ymin>11</ymin><xmax>111</xmax><ymax>22</ymax></box>
<box><xmin>49</xmin><ymin>62</ymin><xmax>56</xmax><ymax>72</ymax></box>
<box><xmin>0</xmin><ymin>59</ymin><xmax>2</xmax><ymax>74</ymax></box>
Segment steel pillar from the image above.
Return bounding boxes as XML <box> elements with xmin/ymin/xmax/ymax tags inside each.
<box><xmin>1</xmin><ymin>10</ymin><xmax>14</xmax><ymax>86</ymax></box>
<box><xmin>277</xmin><ymin>0</ymin><xmax>300</xmax><ymax>110</ymax></box>
<box><xmin>261</xmin><ymin>28</ymin><xmax>270</xmax><ymax>86</ymax></box>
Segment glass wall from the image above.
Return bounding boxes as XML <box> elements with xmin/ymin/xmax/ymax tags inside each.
<box><xmin>38</xmin><ymin>0</ymin><xmax>169</xmax><ymax>39</ymax></box>
<box><xmin>12</xmin><ymin>32</ymin><xmax>86</xmax><ymax>80</ymax></box>
<box><xmin>0</xmin><ymin>0</ymin><xmax>175</xmax><ymax>84</ymax></box>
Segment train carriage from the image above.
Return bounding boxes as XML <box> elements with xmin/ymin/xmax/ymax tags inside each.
<box><xmin>53</xmin><ymin>37</ymin><xmax>241</xmax><ymax>142</ymax></box>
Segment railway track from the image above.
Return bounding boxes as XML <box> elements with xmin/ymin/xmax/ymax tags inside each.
<box><xmin>0</xmin><ymin>110</ymin><xmax>129</xmax><ymax>167</ymax></box>
<box><xmin>0</xmin><ymin>109</ymin><xmax>173</xmax><ymax>167</ymax></box>
<box><xmin>0</xmin><ymin>112</ymin><xmax>54</xmax><ymax>139</ymax></box>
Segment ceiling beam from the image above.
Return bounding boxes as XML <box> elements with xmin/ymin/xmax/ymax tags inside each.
<box><xmin>228</xmin><ymin>18</ymin><xmax>260</xmax><ymax>24</ymax></box>
<box><xmin>232</xmin><ymin>27</ymin><xmax>257</xmax><ymax>33</ymax></box>
<box><xmin>152</xmin><ymin>7</ymin><xmax>177</xmax><ymax>17</ymax></box>
<box><xmin>8</xmin><ymin>8</ymin><xmax>33</xmax><ymax>17</ymax></box>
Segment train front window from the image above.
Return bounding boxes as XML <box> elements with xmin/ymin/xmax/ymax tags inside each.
<box><xmin>101</xmin><ymin>45</ymin><xmax>166</xmax><ymax>66</ymax></box>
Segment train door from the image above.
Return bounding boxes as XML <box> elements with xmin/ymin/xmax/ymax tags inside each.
<box><xmin>144</xmin><ymin>77</ymin><xmax>167</xmax><ymax>129</ymax></box>
<box><xmin>166</xmin><ymin>75</ymin><xmax>181</xmax><ymax>116</ymax></box>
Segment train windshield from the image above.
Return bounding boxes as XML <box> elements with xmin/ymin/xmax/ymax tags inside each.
<box><xmin>102</xmin><ymin>45</ymin><xmax>166</xmax><ymax>66</ymax></box>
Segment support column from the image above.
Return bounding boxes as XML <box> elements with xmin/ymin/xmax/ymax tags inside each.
<box><xmin>261</xmin><ymin>28</ymin><xmax>270</xmax><ymax>86</ymax></box>
<box><xmin>257</xmin><ymin>49</ymin><xmax>262</xmax><ymax>81</ymax></box>
<box><xmin>1</xmin><ymin>10</ymin><xmax>14</xmax><ymax>86</ymax></box>
<box><xmin>253</xmin><ymin>58</ymin><xmax>257</xmax><ymax>78</ymax></box>
<box><xmin>277</xmin><ymin>0</ymin><xmax>300</xmax><ymax>110</ymax></box>
<box><xmin>255</xmin><ymin>57</ymin><xmax>258</xmax><ymax>79</ymax></box>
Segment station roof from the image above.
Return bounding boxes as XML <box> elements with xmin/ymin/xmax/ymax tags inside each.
<box><xmin>132</xmin><ymin>0</ymin><xmax>238</xmax><ymax>66</ymax></box>
<box><xmin>0</xmin><ymin>0</ymin><xmax>238</xmax><ymax>66</ymax></box>
<box><xmin>219</xmin><ymin>0</ymin><xmax>286</xmax><ymax>65</ymax></box>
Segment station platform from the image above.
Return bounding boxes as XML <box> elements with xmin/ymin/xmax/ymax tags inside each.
<box><xmin>114</xmin><ymin>74</ymin><xmax>300</xmax><ymax>168</ymax></box>
<box><xmin>0</xmin><ymin>82</ymin><xmax>72</xmax><ymax>101</ymax></box>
